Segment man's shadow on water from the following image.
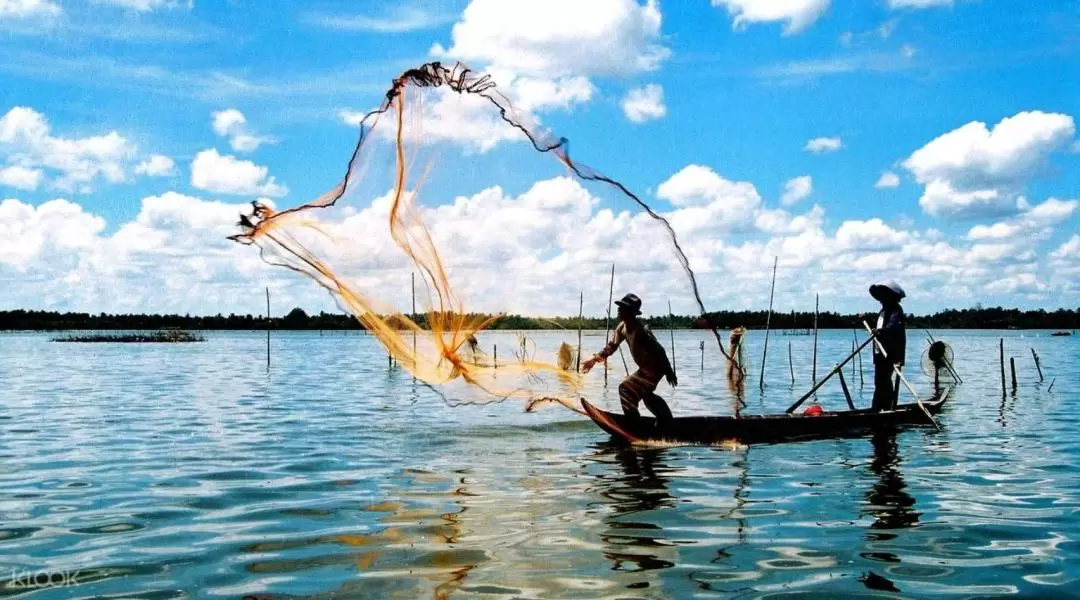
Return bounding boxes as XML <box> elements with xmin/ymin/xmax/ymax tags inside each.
<box><xmin>858</xmin><ymin>428</ymin><xmax>920</xmax><ymax>594</ymax></box>
<box><xmin>589</xmin><ymin>443</ymin><xmax>679</xmax><ymax>579</ymax></box>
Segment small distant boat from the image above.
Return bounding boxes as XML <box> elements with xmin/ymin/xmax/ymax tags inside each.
<box><xmin>581</xmin><ymin>389</ymin><xmax>950</xmax><ymax>446</ymax></box>
<box><xmin>1050</xmin><ymin>331</ymin><xmax>1073</xmax><ymax>337</ymax></box>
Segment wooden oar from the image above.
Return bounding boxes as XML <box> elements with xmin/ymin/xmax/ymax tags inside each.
<box><xmin>862</xmin><ymin>320</ymin><xmax>939</xmax><ymax>430</ymax></box>
<box><xmin>785</xmin><ymin>334</ymin><xmax>877</xmax><ymax>413</ymax></box>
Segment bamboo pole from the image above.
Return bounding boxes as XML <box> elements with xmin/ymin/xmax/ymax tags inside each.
<box><xmin>862</xmin><ymin>320</ymin><xmax>938</xmax><ymax>430</ymax></box>
<box><xmin>786</xmin><ymin>334</ymin><xmax>877</xmax><ymax>413</ymax></box>
<box><xmin>1048</xmin><ymin>378</ymin><xmax>1056</xmax><ymax>393</ymax></box>
<box><xmin>837</xmin><ymin>364</ymin><xmax>855</xmax><ymax>410</ymax></box>
<box><xmin>853</xmin><ymin>329</ymin><xmax>864</xmax><ymax>386</ymax></box>
<box><xmin>700</xmin><ymin>340</ymin><xmax>705</xmax><ymax>372</ymax></box>
<box><xmin>665</xmin><ymin>302</ymin><xmax>673</xmax><ymax>377</ymax></box>
<box><xmin>265</xmin><ymin>287</ymin><xmax>271</xmax><ymax>371</ymax></box>
<box><xmin>575</xmin><ymin>291</ymin><xmax>583</xmax><ymax>372</ymax></box>
<box><xmin>1010</xmin><ymin>357</ymin><xmax>1017</xmax><ymax>392</ymax></box>
<box><xmin>788</xmin><ymin>341</ymin><xmax>794</xmax><ymax>384</ymax></box>
<box><xmin>851</xmin><ymin>340</ymin><xmax>856</xmax><ymax>380</ymax></box>
<box><xmin>759</xmin><ymin>256</ymin><xmax>778</xmax><ymax>390</ymax></box>
<box><xmin>604</xmin><ymin>263</ymin><xmax>615</xmax><ymax>386</ymax></box>
<box><xmin>812</xmin><ymin>294</ymin><xmax>819</xmax><ymax>384</ymax></box>
<box><xmin>493</xmin><ymin>345</ymin><xmax>497</xmax><ymax>369</ymax></box>
<box><xmin>999</xmin><ymin>338</ymin><xmax>1006</xmax><ymax>397</ymax></box>
<box><xmin>1031</xmin><ymin>348</ymin><xmax>1044</xmax><ymax>382</ymax></box>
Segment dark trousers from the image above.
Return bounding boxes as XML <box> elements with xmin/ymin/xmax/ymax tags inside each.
<box><xmin>619</xmin><ymin>370</ymin><xmax>673</xmax><ymax>426</ymax></box>
<box><xmin>872</xmin><ymin>362</ymin><xmax>900</xmax><ymax>411</ymax></box>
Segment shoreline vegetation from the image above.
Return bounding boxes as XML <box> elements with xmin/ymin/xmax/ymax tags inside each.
<box><xmin>3</xmin><ymin>307</ymin><xmax>1078</xmax><ymax>332</ymax></box>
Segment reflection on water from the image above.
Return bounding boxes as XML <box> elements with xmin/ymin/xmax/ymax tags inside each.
<box><xmin>0</xmin><ymin>330</ymin><xmax>1078</xmax><ymax>598</ymax></box>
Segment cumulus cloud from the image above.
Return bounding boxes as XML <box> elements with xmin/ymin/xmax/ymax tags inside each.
<box><xmin>134</xmin><ymin>154</ymin><xmax>176</xmax><ymax>177</ymax></box>
<box><xmin>780</xmin><ymin>175</ymin><xmax>812</xmax><ymax>206</ymax></box>
<box><xmin>0</xmin><ymin>106</ymin><xmax>140</xmax><ymax>192</ymax></box>
<box><xmin>711</xmin><ymin>0</ymin><xmax>831</xmax><ymax>35</ymax></box>
<box><xmin>805</xmin><ymin>136</ymin><xmax>842</xmax><ymax>153</ymax></box>
<box><xmin>431</xmin><ymin>0</ymin><xmax>669</xmax><ymax>77</ymax></box>
<box><xmin>4</xmin><ymin>165</ymin><xmax>1078</xmax><ymax>315</ymax></box>
<box><xmin>190</xmin><ymin>149</ymin><xmax>287</xmax><ymax>197</ymax></box>
<box><xmin>622</xmin><ymin>84</ymin><xmax>666</xmax><ymax>123</ymax></box>
<box><xmin>0</xmin><ymin>0</ymin><xmax>60</xmax><ymax>19</ymax></box>
<box><xmin>0</xmin><ymin>165</ymin><xmax>43</xmax><ymax>190</ymax></box>
<box><xmin>902</xmin><ymin>111</ymin><xmax>1076</xmax><ymax>218</ymax></box>
<box><xmin>875</xmin><ymin>171</ymin><xmax>900</xmax><ymax>189</ymax></box>
<box><xmin>212</xmin><ymin>109</ymin><xmax>273</xmax><ymax>153</ymax></box>
<box><xmin>965</xmin><ymin>198</ymin><xmax>1078</xmax><ymax>241</ymax></box>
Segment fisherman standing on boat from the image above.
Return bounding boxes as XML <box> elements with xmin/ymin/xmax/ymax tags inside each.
<box><xmin>869</xmin><ymin>281</ymin><xmax>907</xmax><ymax>411</ymax></box>
<box><xmin>581</xmin><ymin>294</ymin><xmax>677</xmax><ymax>427</ymax></box>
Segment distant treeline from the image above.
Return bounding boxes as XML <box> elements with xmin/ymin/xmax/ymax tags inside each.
<box><xmin>2</xmin><ymin>306</ymin><xmax>1078</xmax><ymax>331</ymax></box>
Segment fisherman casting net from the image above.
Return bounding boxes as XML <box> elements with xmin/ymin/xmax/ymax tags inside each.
<box><xmin>230</xmin><ymin>61</ymin><xmax>730</xmax><ymax>409</ymax></box>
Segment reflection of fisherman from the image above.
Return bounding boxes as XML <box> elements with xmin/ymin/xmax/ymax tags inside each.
<box><xmin>582</xmin><ymin>294</ymin><xmax>677</xmax><ymax>426</ymax></box>
<box><xmin>869</xmin><ymin>281</ymin><xmax>906</xmax><ymax>411</ymax></box>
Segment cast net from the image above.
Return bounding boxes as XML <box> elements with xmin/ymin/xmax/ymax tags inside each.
<box><xmin>229</xmin><ymin>62</ymin><xmax>729</xmax><ymax>409</ymax></box>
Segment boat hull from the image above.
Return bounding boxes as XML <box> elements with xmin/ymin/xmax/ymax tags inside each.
<box><xmin>580</xmin><ymin>390</ymin><xmax>949</xmax><ymax>445</ymax></box>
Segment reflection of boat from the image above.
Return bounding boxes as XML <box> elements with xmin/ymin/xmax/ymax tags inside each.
<box><xmin>1050</xmin><ymin>331</ymin><xmax>1072</xmax><ymax>337</ymax></box>
<box><xmin>581</xmin><ymin>389</ymin><xmax>950</xmax><ymax>445</ymax></box>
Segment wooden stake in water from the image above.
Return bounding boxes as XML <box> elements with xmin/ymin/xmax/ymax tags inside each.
<box><xmin>1031</xmin><ymin>348</ymin><xmax>1044</xmax><ymax>382</ymax></box>
<box><xmin>1010</xmin><ymin>357</ymin><xmax>1017</xmax><ymax>392</ymax></box>
<box><xmin>576</xmin><ymin>291</ymin><xmax>584</xmax><ymax>372</ymax></box>
<box><xmin>788</xmin><ymin>341</ymin><xmax>794</xmax><ymax>384</ymax></box>
<box><xmin>604</xmin><ymin>263</ymin><xmax>615</xmax><ymax>385</ymax></box>
<box><xmin>999</xmin><ymin>338</ymin><xmax>1006</xmax><ymax>397</ymax></box>
<box><xmin>759</xmin><ymin>256</ymin><xmax>778</xmax><ymax>390</ymax></box>
<box><xmin>668</xmin><ymin>300</ymin><xmax>677</xmax><ymax>378</ymax></box>
<box><xmin>700</xmin><ymin>340</ymin><xmax>705</xmax><ymax>372</ymax></box>
<box><xmin>812</xmin><ymin>294</ymin><xmax>819</xmax><ymax>384</ymax></box>
<box><xmin>493</xmin><ymin>345</ymin><xmax>498</xmax><ymax>369</ymax></box>
<box><xmin>265</xmin><ymin>287</ymin><xmax>271</xmax><ymax>371</ymax></box>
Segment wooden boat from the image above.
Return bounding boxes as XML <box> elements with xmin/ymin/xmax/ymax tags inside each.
<box><xmin>1050</xmin><ymin>331</ymin><xmax>1072</xmax><ymax>337</ymax></box>
<box><xmin>581</xmin><ymin>389</ymin><xmax>950</xmax><ymax>445</ymax></box>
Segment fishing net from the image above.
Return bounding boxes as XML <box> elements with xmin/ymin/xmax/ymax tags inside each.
<box><xmin>229</xmin><ymin>62</ymin><xmax>730</xmax><ymax>409</ymax></box>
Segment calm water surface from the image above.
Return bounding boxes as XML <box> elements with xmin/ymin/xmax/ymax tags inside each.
<box><xmin>1</xmin><ymin>329</ymin><xmax>1078</xmax><ymax>599</ymax></box>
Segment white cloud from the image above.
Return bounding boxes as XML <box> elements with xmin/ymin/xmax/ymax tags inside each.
<box><xmin>875</xmin><ymin>171</ymin><xmax>900</xmax><ymax>188</ymax></box>
<box><xmin>431</xmin><ymin>0</ymin><xmax>670</xmax><ymax>77</ymax></box>
<box><xmin>190</xmin><ymin>149</ymin><xmax>287</xmax><ymax>197</ymax></box>
<box><xmin>0</xmin><ymin>0</ymin><xmax>60</xmax><ymax>19</ymax></box>
<box><xmin>621</xmin><ymin>84</ymin><xmax>666</xmax><ymax>123</ymax></box>
<box><xmin>903</xmin><ymin>111</ymin><xmax>1076</xmax><ymax>219</ymax></box>
<box><xmin>711</xmin><ymin>0</ymin><xmax>831</xmax><ymax>35</ymax></box>
<box><xmin>901</xmin><ymin>44</ymin><xmax>917</xmax><ymax>59</ymax></box>
<box><xmin>89</xmin><ymin>0</ymin><xmax>193</xmax><ymax>11</ymax></box>
<box><xmin>0</xmin><ymin>198</ymin><xmax>104</xmax><ymax>271</ymax></box>
<box><xmin>804</xmin><ymin>136</ymin><xmax>842</xmax><ymax>153</ymax></box>
<box><xmin>966</xmin><ymin>198</ymin><xmax>1078</xmax><ymax>241</ymax></box>
<box><xmin>507</xmin><ymin>75</ymin><xmax>595</xmax><ymax>112</ymax></box>
<box><xmin>301</xmin><ymin>7</ymin><xmax>451</xmax><ymax>33</ymax></box>
<box><xmin>888</xmin><ymin>0</ymin><xmax>952</xmax><ymax>9</ymax></box>
<box><xmin>780</xmin><ymin>175</ymin><xmax>812</xmax><ymax>206</ymax></box>
<box><xmin>134</xmin><ymin>154</ymin><xmax>175</xmax><ymax>177</ymax></box>
<box><xmin>4</xmin><ymin>162</ymin><xmax>1079</xmax><ymax>316</ymax></box>
<box><xmin>211</xmin><ymin>109</ymin><xmax>273</xmax><ymax>153</ymax></box>
<box><xmin>0</xmin><ymin>106</ymin><xmax>138</xmax><ymax>192</ymax></box>
<box><xmin>0</xmin><ymin>165</ymin><xmax>43</xmax><ymax>190</ymax></box>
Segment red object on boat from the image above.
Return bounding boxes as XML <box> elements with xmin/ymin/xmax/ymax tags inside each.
<box><xmin>803</xmin><ymin>405</ymin><xmax>824</xmax><ymax>417</ymax></box>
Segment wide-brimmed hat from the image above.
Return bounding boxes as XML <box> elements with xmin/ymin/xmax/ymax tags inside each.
<box><xmin>614</xmin><ymin>293</ymin><xmax>642</xmax><ymax>315</ymax></box>
<box><xmin>869</xmin><ymin>280</ymin><xmax>906</xmax><ymax>302</ymax></box>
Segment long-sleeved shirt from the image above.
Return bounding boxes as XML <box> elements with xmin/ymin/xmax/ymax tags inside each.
<box><xmin>598</xmin><ymin>319</ymin><xmax>673</xmax><ymax>377</ymax></box>
<box><xmin>874</xmin><ymin>305</ymin><xmax>906</xmax><ymax>366</ymax></box>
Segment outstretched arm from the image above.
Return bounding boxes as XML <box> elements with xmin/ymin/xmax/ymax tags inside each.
<box><xmin>581</xmin><ymin>325</ymin><xmax>624</xmax><ymax>373</ymax></box>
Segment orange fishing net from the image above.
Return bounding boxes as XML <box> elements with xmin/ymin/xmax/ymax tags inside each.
<box><xmin>229</xmin><ymin>62</ymin><xmax>730</xmax><ymax>409</ymax></box>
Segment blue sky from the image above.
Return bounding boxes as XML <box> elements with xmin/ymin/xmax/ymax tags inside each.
<box><xmin>1</xmin><ymin>0</ymin><xmax>1079</xmax><ymax>317</ymax></box>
